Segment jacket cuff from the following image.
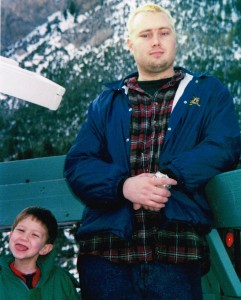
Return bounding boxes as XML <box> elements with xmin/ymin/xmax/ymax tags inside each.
<box><xmin>117</xmin><ymin>177</ymin><xmax>129</xmax><ymax>200</ymax></box>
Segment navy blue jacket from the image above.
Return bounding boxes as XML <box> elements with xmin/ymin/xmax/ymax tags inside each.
<box><xmin>64</xmin><ymin>69</ymin><xmax>241</xmax><ymax>240</ymax></box>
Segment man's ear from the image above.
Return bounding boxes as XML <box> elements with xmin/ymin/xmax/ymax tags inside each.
<box><xmin>127</xmin><ymin>38</ymin><xmax>133</xmax><ymax>52</ymax></box>
<box><xmin>39</xmin><ymin>243</ymin><xmax>53</xmax><ymax>256</ymax></box>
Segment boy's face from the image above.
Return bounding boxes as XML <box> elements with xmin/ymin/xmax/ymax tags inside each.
<box><xmin>9</xmin><ymin>216</ymin><xmax>53</xmax><ymax>261</ymax></box>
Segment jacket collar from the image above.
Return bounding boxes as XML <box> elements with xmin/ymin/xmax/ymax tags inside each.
<box><xmin>104</xmin><ymin>67</ymin><xmax>207</xmax><ymax>92</ymax></box>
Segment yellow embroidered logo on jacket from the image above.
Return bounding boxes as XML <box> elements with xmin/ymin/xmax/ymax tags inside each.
<box><xmin>189</xmin><ymin>97</ymin><xmax>201</xmax><ymax>107</ymax></box>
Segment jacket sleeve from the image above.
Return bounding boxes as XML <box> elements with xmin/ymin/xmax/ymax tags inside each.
<box><xmin>64</xmin><ymin>94</ymin><xmax>129</xmax><ymax>208</ymax></box>
<box><xmin>161</xmin><ymin>77</ymin><xmax>241</xmax><ymax>191</ymax></box>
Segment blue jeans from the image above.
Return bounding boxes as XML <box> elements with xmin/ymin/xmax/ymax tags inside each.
<box><xmin>78</xmin><ymin>255</ymin><xmax>203</xmax><ymax>300</ymax></box>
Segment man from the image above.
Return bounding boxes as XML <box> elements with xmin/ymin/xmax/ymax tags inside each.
<box><xmin>64</xmin><ymin>3</ymin><xmax>241</xmax><ymax>300</ymax></box>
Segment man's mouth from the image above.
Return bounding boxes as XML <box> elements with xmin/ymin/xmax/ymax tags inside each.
<box><xmin>150</xmin><ymin>50</ymin><xmax>164</xmax><ymax>56</ymax></box>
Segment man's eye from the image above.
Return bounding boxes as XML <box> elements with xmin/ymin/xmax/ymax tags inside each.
<box><xmin>17</xmin><ymin>228</ymin><xmax>24</xmax><ymax>232</ymax></box>
<box><xmin>140</xmin><ymin>33</ymin><xmax>149</xmax><ymax>38</ymax></box>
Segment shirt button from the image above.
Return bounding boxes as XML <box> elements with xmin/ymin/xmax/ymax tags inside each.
<box><xmin>129</xmin><ymin>108</ymin><xmax>132</xmax><ymax>112</ymax></box>
<box><xmin>195</xmin><ymin>80</ymin><xmax>199</xmax><ymax>83</ymax></box>
<box><xmin>168</xmin><ymin>127</ymin><xmax>172</xmax><ymax>131</ymax></box>
<box><xmin>184</xmin><ymin>101</ymin><xmax>187</xmax><ymax>104</ymax></box>
<box><xmin>126</xmin><ymin>138</ymin><xmax>129</xmax><ymax>142</ymax></box>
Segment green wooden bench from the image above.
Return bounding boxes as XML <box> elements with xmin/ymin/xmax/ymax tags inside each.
<box><xmin>202</xmin><ymin>168</ymin><xmax>241</xmax><ymax>300</ymax></box>
<box><xmin>1</xmin><ymin>155</ymin><xmax>241</xmax><ymax>299</ymax></box>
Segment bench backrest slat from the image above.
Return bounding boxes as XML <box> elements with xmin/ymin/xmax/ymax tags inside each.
<box><xmin>0</xmin><ymin>155</ymin><xmax>66</xmax><ymax>185</ymax></box>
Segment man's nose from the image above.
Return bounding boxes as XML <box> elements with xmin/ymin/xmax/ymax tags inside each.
<box><xmin>152</xmin><ymin>34</ymin><xmax>161</xmax><ymax>46</ymax></box>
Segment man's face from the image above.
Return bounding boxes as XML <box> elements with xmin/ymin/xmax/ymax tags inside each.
<box><xmin>127</xmin><ymin>11</ymin><xmax>177</xmax><ymax>80</ymax></box>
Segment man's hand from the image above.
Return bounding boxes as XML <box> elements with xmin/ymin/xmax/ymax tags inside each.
<box><xmin>123</xmin><ymin>173</ymin><xmax>177</xmax><ymax>211</ymax></box>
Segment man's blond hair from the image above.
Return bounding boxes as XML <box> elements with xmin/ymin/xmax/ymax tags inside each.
<box><xmin>127</xmin><ymin>3</ymin><xmax>175</xmax><ymax>37</ymax></box>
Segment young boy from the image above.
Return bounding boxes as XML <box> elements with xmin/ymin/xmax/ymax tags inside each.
<box><xmin>0</xmin><ymin>206</ymin><xmax>80</xmax><ymax>299</ymax></box>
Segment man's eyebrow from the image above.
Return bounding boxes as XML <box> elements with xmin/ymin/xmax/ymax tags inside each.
<box><xmin>139</xmin><ymin>27</ymin><xmax>172</xmax><ymax>33</ymax></box>
<box><xmin>137</xmin><ymin>29</ymin><xmax>151</xmax><ymax>35</ymax></box>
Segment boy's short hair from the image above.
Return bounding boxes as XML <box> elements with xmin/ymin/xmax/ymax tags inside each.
<box><xmin>127</xmin><ymin>3</ymin><xmax>176</xmax><ymax>36</ymax></box>
<box><xmin>11</xmin><ymin>206</ymin><xmax>58</xmax><ymax>244</ymax></box>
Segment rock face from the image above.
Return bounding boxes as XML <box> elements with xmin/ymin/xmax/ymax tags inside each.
<box><xmin>1</xmin><ymin>0</ymin><xmax>98</xmax><ymax>51</ymax></box>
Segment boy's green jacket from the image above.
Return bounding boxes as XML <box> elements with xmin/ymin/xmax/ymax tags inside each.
<box><xmin>0</xmin><ymin>249</ymin><xmax>80</xmax><ymax>300</ymax></box>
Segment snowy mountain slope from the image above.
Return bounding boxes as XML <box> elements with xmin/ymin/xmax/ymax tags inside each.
<box><xmin>0</xmin><ymin>0</ymin><xmax>240</xmax><ymax>161</ymax></box>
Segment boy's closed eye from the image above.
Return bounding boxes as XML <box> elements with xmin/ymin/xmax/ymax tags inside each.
<box><xmin>32</xmin><ymin>233</ymin><xmax>40</xmax><ymax>238</ymax></box>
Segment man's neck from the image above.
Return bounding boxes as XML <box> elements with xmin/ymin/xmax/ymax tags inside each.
<box><xmin>138</xmin><ymin>68</ymin><xmax>175</xmax><ymax>81</ymax></box>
